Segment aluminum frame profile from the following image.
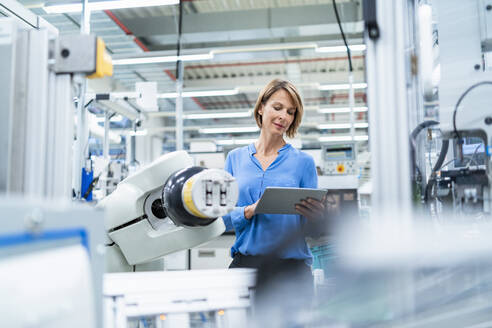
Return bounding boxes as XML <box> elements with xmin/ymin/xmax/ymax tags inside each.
<box><xmin>365</xmin><ymin>0</ymin><xmax>414</xmax><ymax>214</ymax></box>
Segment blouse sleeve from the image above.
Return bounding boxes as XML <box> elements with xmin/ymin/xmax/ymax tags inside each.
<box><xmin>300</xmin><ymin>155</ymin><xmax>318</xmax><ymax>189</ymax></box>
<box><xmin>221</xmin><ymin>151</ymin><xmax>252</xmax><ymax>232</ymax></box>
<box><xmin>221</xmin><ymin>153</ymin><xmax>235</xmax><ymax>231</ymax></box>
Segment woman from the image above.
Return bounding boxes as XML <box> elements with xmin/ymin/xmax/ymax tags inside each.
<box><xmin>222</xmin><ymin>79</ymin><xmax>324</xmax><ymax>271</ymax></box>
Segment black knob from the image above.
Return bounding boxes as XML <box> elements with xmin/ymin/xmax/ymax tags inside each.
<box><xmin>487</xmin><ymin>4</ymin><xmax>492</xmax><ymax>11</ymax></box>
<box><xmin>474</xmin><ymin>64</ymin><xmax>481</xmax><ymax>71</ymax></box>
<box><xmin>485</xmin><ymin>116</ymin><xmax>492</xmax><ymax>125</ymax></box>
<box><xmin>61</xmin><ymin>48</ymin><xmax>70</xmax><ymax>58</ymax></box>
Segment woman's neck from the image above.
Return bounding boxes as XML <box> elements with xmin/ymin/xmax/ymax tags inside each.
<box><xmin>255</xmin><ymin>131</ymin><xmax>286</xmax><ymax>155</ymax></box>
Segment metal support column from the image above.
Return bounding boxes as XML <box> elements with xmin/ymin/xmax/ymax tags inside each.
<box><xmin>348</xmin><ymin>72</ymin><xmax>356</xmax><ymax>139</ymax></box>
<box><xmin>176</xmin><ymin>60</ymin><xmax>184</xmax><ymax>151</ymax></box>
<box><xmin>103</xmin><ymin>111</ymin><xmax>110</xmax><ymax>161</ymax></box>
<box><xmin>365</xmin><ymin>0</ymin><xmax>415</xmax><ymax>214</ymax></box>
<box><xmin>73</xmin><ymin>0</ymin><xmax>91</xmax><ymax>199</ymax></box>
<box><xmin>364</xmin><ymin>0</ymin><xmax>419</xmax><ymax>318</ymax></box>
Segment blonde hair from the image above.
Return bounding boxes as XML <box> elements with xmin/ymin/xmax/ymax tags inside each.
<box><xmin>253</xmin><ymin>79</ymin><xmax>304</xmax><ymax>138</ymax></box>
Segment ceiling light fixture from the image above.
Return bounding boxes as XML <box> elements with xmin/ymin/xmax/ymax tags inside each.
<box><xmin>199</xmin><ymin>126</ymin><xmax>259</xmax><ymax>134</ymax></box>
<box><xmin>317</xmin><ymin>123</ymin><xmax>352</xmax><ymax>130</ymax></box>
<box><xmin>315</xmin><ymin>44</ymin><xmax>366</xmax><ymax>53</ymax></box>
<box><xmin>43</xmin><ymin>0</ymin><xmax>179</xmax><ymax>14</ymax></box>
<box><xmin>216</xmin><ymin>138</ymin><xmax>257</xmax><ymax>145</ymax></box>
<box><xmin>185</xmin><ymin>111</ymin><xmax>251</xmax><ymax>119</ymax></box>
<box><xmin>354</xmin><ymin>135</ymin><xmax>369</xmax><ymax>141</ymax></box>
<box><xmin>317</xmin><ymin>106</ymin><xmax>368</xmax><ymax>114</ymax></box>
<box><xmin>112</xmin><ymin>53</ymin><xmax>213</xmax><ymax>65</ymax></box>
<box><xmin>319</xmin><ymin>83</ymin><xmax>368</xmax><ymax>91</ymax></box>
<box><xmin>158</xmin><ymin>89</ymin><xmax>239</xmax><ymax>98</ymax></box>
<box><xmin>354</xmin><ymin>123</ymin><xmax>369</xmax><ymax>128</ymax></box>
<box><xmin>316</xmin><ymin>122</ymin><xmax>369</xmax><ymax>129</ymax></box>
<box><xmin>318</xmin><ymin>135</ymin><xmax>369</xmax><ymax>142</ymax></box>
<box><xmin>213</xmin><ymin>43</ymin><xmax>318</xmax><ymax>55</ymax></box>
<box><xmin>110</xmin><ymin>42</ymin><xmax>365</xmax><ymax>66</ymax></box>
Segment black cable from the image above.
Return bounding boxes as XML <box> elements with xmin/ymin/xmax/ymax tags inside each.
<box><xmin>432</xmin><ymin>139</ymin><xmax>449</xmax><ymax>173</ymax></box>
<box><xmin>466</xmin><ymin>143</ymin><xmax>483</xmax><ymax>168</ymax></box>
<box><xmin>452</xmin><ymin>81</ymin><xmax>492</xmax><ymax>142</ymax></box>
<box><xmin>410</xmin><ymin>120</ymin><xmax>439</xmax><ymax>151</ymax></box>
<box><xmin>424</xmin><ymin>177</ymin><xmax>436</xmax><ymax>205</ymax></box>
<box><xmin>423</xmin><ymin>139</ymin><xmax>449</xmax><ymax>205</ymax></box>
<box><xmin>409</xmin><ymin>121</ymin><xmax>451</xmax><ymax>205</ymax></box>
<box><xmin>82</xmin><ymin>174</ymin><xmax>100</xmax><ymax>200</ymax></box>
<box><xmin>409</xmin><ymin>120</ymin><xmax>439</xmax><ymax>181</ymax></box>
<box><xmin>84</xmin><ymin>98</ymin><xmax>94</xmax><ymax>108</ymax></box>
<box><xmin>332</xmin><ymin>0</ymin><xmax>353</xmax><ymax>72</ymax></box>
<box><xmin>439</xmin><ymin>155</ymin><xmax>480</xmax><ymax>169</ymax></box>
<box><xmin>175</xmin><ymin>0</ymin><xmax>184</xmax><ymax>80</ymax></box>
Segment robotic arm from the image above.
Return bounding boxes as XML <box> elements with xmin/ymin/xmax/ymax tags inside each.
<box><xmin>98</xmin><ymin>151</ymin><xmax>238</xmax><ymax>272</ymax></box>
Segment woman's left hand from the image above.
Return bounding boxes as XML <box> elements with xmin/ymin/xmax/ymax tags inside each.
<box><xmin>295</xmin><ymin>197</ymin><xmax>326</xmax><ymax>221</ymax></box>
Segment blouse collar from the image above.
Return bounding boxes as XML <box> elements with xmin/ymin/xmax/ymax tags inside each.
<box><xmin>248</xmin><ymin>142</ymin><xmax>291</xmax><ymax>155</ymax></box>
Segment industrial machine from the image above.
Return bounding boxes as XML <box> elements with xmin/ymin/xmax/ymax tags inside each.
<box><xmin>321</xmin><ymin>142</ymin><xmax>358</xmax><ymax>176</ymax></box>
<box><xmin>98</xmin><ymin>151</ymin><xmax>239</xmax><ymax>272</ymax></box>
<box><xmin>416</xmin><ymin>1</ymin><xmax>492</xmax><ymax>219</ymax></box>
<box><xmin>104</xmin><ymin>269</ymin><xmax>255</xmax><ymax>328</ymax></box>
<box><xmin>0</xmin><ymin>198</ymin><xmax>106</xmax><ymax>328</ymax></box>
<box><xmin>319</xmin><ymin>143</ymin><xmax>359</xmax><ymax>190</ymax></box>
<box><xmin>0</xmin><ymin>12</ymin><xmax>112</xmax><ymax>200</ymax></box>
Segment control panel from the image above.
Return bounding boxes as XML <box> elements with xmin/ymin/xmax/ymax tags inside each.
<box><xmin>322</xmin><ymin>143</ymin><xmax>357</xmax><ymax>176</ymax></box>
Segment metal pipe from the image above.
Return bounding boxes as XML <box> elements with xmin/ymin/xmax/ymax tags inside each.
<box><xmin>81</xmin><ymin>0</ymin><xmax>90</xmax><ymax>34</ymax></box>
<box><xmin>73</xmin><ymin>0</ymin><xmax>91</xmax><ymax>199</ymax></box>
<box><xmin>131</xmin><ymin>121</ymin><xmax>137</xmax><ymax>165</ymax></box>
<box><xmin>348</xmin><ymin>72</ymin><xmax>355</xmax><ymax>139</ymax></box>
<box><xmin>103</xmin><ymin>111</ymin><xmax>110</xmax><ymax>161</ymax></box>
<box><xmin>176</xmin><ymin>60</ymin><xmax>184</xmax><ymax>150</ymax></box>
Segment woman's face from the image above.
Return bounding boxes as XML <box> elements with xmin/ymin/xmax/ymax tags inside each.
<box><xmin>259</xmin><ymin>89</ymin><xmax>296</xmax><ymax>137</ymax></box>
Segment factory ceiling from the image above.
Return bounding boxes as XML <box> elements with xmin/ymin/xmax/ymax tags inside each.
<box><xmin>18</xmin><ymin>0</ymin><xmax>367</xmax><ymax>148</ymax></box>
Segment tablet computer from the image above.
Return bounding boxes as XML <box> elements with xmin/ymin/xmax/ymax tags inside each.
<box><xmin>254</xmin><ymin>187</ymin><xmax>327</xmax><ymax>215</ymax></box>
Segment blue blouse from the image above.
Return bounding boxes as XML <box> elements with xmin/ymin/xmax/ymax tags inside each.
<box><xmin>222</xmin><ymin>143</ymin><xmax>317</xmax><ymax>264</ymax></box>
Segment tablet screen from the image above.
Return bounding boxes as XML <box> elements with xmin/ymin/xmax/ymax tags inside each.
<box><xmin>255</xmin><ymin>187</ymin><xmax>327</xmax><ymax>215</ymax></box>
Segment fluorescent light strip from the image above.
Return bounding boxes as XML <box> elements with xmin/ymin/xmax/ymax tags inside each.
<box><xmin>354</xmin><ymin>123</ymin><xmax>369</xmax><ymax>128</ymax></box>
<box><xmin>317</xmin><ymin>123</ymin><xmax>352</xmax><ymax>129</ymax></box>
<box><xmin>317</xmin><ymin>106</ymin><xmax>368</xmax><ymax>114</ymax></box>
<box><xmin>44</xmin><ymin>0</ymin><xmax>179</xmax><ymax>14</ymax></box>
<box><xmin>315</xmin><ymin>44</ymin><xmax>367</xmax><ymax>53</ymax></box>
<box><xmin>318</xmin><ymin>135</ymin><xmax>369</xmax><ymax>142</ymax></box>
<box><xmin>158</xmin><ymin>89</ymin><xmax>238</xmax><ymax>98</ymax></box>
<box><xmin>112</xmin><ymin>43</ymin><xmax>366</xmax><ymax>66</ymax></box>
<box><xmin>216</xmin><ymin>138</ymin><xmax>257</xmax><ymax>145</ymax></box>
<box><xmin>213</xmin><ymin>43</ymin><xmax>317</xmax><ymax>55</ymax></box>
<box><xmin>185</xmin><ymin>111</ymin><xmax>251</xmax><ymax>119</ymax></box>
<box><xmin>200</xmin><ymin>126</ymin><xmax>259</xmax><ymax>134</ymax></box>
<box><xmin>112</xmin><ymin>53</ymin><xmax>213</xmax><ymax>65</ymax></box>
<box><xmin>319</xmin><ymin>83</ymin><xmax>368</xmax><ymax>91</ymax></box>
<box><xmin>317</xmin><ymin>122</ymin><xmax>369</xmax><ymax>129</ymax></box>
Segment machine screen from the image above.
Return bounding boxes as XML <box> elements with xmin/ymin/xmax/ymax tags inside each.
<box><xmin>462</xmin><ymin>143</ymin><xmax>485</xmax><ymax>155</ymax></box>
<box><xmin>324</xmin><ymin>147</ymin><xmax>354</xmax><ymax>161</ymax></box>
<box><xmin>453</xmin><ymin>137</ymin><xmax>486</xmax><ymax>167</ymax></box>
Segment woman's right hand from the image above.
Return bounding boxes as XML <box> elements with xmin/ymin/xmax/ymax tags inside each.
<box><xmin>244</xmin><ymin>200</ymin><xmax>259</xmax><ymax>219</ymax></box>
